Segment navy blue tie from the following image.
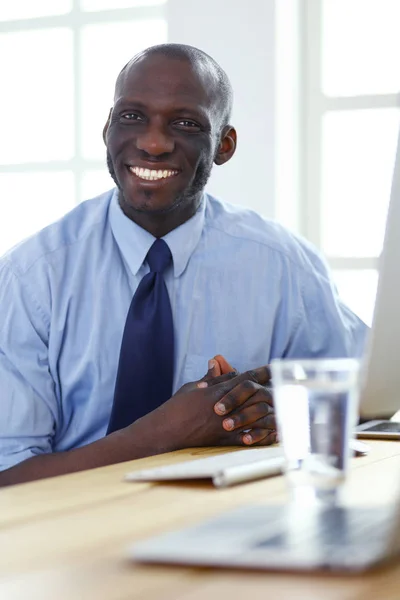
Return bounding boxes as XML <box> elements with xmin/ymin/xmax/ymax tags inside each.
<box><xmin>107</xmin><ymin>238</ymin><xmax>174</xmax><ymax>433</ymax></box>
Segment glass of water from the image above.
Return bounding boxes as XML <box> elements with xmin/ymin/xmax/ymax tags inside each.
<box><xmin>270</xmin><ymin>358</ymin><xmax>360</xmax><ymax>505</ymax></box>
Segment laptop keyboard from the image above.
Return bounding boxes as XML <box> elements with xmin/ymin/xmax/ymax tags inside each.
<box><xmin>254</xmin><ymin>505</ymin><xmax>392</xmax><ymax>550</ymax></box>
<box><xmin>364</xmin><ymin>422</ymin><xmax>400</xmax><ymax>432</ymax></box>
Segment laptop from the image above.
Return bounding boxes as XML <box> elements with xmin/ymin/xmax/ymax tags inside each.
<box><xmin>131</xmin><ymin>127</ymin><xmax>400</xmax><ymax>573</ymax></box>
<box><xmin>358</xmin><ymin>124</ymin><xmax>400</xmax><ymax>419</ymax></box>
<box><xmin>131</xmin><ymin>502</ymin><xmax>400</xmax><ymax>572</ymax></box>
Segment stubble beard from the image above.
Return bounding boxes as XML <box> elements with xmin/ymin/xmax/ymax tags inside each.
<box><xmin>106</xmin><ymin>150</ymin><xmax>214</xmax><ymax>216</ymax></box>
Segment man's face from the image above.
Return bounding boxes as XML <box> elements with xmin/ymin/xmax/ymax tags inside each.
<box><xmin>104</xmin><ymin>55</ymin><xmax>223</xmax><ymax>217</ymax></box>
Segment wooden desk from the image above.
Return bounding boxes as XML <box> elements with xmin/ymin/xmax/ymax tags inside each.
<box><xmin>0</xmin><ymin>441</ymin><xmax>400</xmax><ymax>600</ymax></box>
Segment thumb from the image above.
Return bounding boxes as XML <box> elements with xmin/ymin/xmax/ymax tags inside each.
<box><xmin>177</xmin><ymin>360</ymin><xmax>232</xmax><ymax>395</ymax></box>
<box><xmin>197</xmin><ymin>359</ymin><xmax>238</xmax><ymax>389</ymax></box>
<box><xmin>196</xmin><ymin>359</ymin><xmax>222</xmax><ymax>388</ymax></box>
<box><xmin>214</xmin><ymin>354</ymin><xmax>235</xmax><ymax>375</ymax></box>
<box><xmin>207</xmin><ymin>358</ymin><xmax>222</xmax><ymax>378</ymax></box>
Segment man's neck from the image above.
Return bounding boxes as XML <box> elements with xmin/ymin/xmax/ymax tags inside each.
<box><xmin>118</xmin><ymin>193</ymin><xmax>203</xmax><ymax>238</ymax></box>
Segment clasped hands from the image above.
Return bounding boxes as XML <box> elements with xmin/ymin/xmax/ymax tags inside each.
<box><xmin>148</xmin><ymin>354</ymin><xmax>277</xmax><ymax>450</ymax></box>
<box><xmin>198</xmin><ymin>354</ymin><xmax>276</xmax><ymax>446</ymax></box>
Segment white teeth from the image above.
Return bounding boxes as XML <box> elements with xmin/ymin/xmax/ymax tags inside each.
<box><xmin>130</xmin><ymin>166</ymin><xmax>178</xmax><ymax>181</ymax></box>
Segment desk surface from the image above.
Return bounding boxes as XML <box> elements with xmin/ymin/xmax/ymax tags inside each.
<box><xmin>0</xmin><ymin>441</ymin><xmax>400</xmax><ymax>600</ymax></box>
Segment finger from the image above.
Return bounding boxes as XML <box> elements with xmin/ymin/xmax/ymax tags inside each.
<box><xmin>197</xmin><ymin>369</ymin><xmax>238</xmax><ymax>389</ymax></box>
<box><xmin>214</xmin><ymin>354</ymin><xmax>236</xmax><ymax>375</ymax></box>
<box><xmin>242</xmin><ymin>428</ymin><xmax>278</xmax><ymax>446</ymax></box>
<box><xmin>201</xmin><ymin>364</ymin><xmax>270</xmax><ymax>392</ymax></box>
<box><xmin>214</xmin><ymin>380</ymin><xmax>273</xmax><ymax>416</ymax></box>
<box><xmin>196</xmin><ymin>358</ymin><xmax>222</xmax><ymax>388</ymax></box>
<box><xmin>208</xmin><ymin>358</ymin><xmax>222</xmax><ymax>377</ymax></box>
<box><xmin>222</xmin><ymin>401</ymin><xmax>275</xmax><ymax>432</ymax></box>
<box><xmin>216</xmin><ymin>365</ymin><xmax>271</xmax><ymax>398</ymax></box>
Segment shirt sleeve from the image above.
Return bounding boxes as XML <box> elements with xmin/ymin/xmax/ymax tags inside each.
<box><xmin>0</xmin><ymin>258</ymin><xmax>57</xmax><ymax>471</ymax></box>
<box><xmin>282</xmin><ymin>248</ymin><xmax>368</xmax><ymax>359</ymax></box>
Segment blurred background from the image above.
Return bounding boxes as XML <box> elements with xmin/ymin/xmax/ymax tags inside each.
<box><xmin>0</xmin><ymin>0</ymin><xmax>399</xmax><ymax>326</ymax></box>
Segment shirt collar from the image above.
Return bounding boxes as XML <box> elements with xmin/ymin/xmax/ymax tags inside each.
<box><xmin>109</xmin><ymin>188</ymin><xmax>206</xmax><ymax>277</ymax></box>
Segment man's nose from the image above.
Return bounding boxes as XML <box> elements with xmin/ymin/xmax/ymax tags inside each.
<box><xmin>136</xmin><ymin>123</ymin><xmax>175</xmax><ymax>156</ymax></box>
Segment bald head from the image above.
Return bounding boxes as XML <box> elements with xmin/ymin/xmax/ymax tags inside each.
<box><xmin>115</xmin><ymin>43</ymin><xmax>233</xmax><ymax>130</ymax></box>
<box><xmin>104</xmin><ymin>42</ymin><xmax>237</xmax><ymax>235</ymax></box>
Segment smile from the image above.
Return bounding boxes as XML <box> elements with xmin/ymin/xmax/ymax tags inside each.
<box><xmin>129</xmin><ymin>166</ymin><xmax>179</xmax><ymax>181</ymax></box>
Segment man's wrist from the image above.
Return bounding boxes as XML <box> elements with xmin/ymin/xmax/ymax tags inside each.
<box><xmin>119</xmin><ymin>409</ymin><xmax>179</xmax><ymax>459</ymax></box>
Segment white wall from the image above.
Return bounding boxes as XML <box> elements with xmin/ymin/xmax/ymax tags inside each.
<box><xmin>167</xmin><ymin>0</ymin><xmax>277</xmax><ymax>218</ymax></box>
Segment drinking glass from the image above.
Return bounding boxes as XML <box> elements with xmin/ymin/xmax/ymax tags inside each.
<box><xmin>271</xmin><ymin>358</ymin><xmax>360</xmax><ymax>505</ymax></box>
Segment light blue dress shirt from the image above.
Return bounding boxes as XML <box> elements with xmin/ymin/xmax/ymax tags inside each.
<box><xmin>0</xmin><ymin>189</ymin><xmax>367</xmax><ymax>470</ymax></box>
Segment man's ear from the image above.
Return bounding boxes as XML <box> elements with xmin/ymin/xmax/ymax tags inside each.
<box><xmin>214</xmin><ymin>126</ymin><xmax>237</xmax><ymax>166</ymax></box>
<box><xmin>102</xmin><ymin>108</ymin><xmax>113</xmax><ymax>145</ymax></box>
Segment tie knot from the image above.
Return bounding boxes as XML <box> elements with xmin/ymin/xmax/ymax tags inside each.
<box><xmin>146</xmin><ymin>239</ymin><xmax>172</xmax><ymax>273</ymax></box>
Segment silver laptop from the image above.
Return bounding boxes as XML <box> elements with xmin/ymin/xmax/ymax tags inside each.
<box><xmin>359</xmin><ymin>124</ymin><xmax>400</xmax><ymax>419</ymax></box>
<box><xmin>131</xmin><ymin>128</ymin><xmax>400</xmax><ymax>573</ymax></box>
<box><xmin>131</xmin><ymin>502</ymin><xmax>400</xmax><ymax>572</ymax></box>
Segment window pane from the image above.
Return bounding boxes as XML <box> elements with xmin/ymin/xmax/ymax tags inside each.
<box><xmin>80</xmin><ymin>19</ymin><xmax>167</xmax><ymax>160</ymax></box>
<box><xmin>0</xmin><ymin>172</ymin><xmax>75</xmax><ymax>256</ymax></box>
<box><xmin>321</xmin><ymin>109</ymin><xmax>400</xmax><ymax>257</ymax></box>
<box><xmin>322</xmin><ymin>0</ymin><xmax>400</xmax><ymax>96</ymax></box>
<box><xmin>0</xmin><ymin>29</ymin><xmax>74</xmax><ymax>164</ymax></box>
<box><xmin>81</xmin><ymin>169</ymin><xmax>114</xmax><ymax>201</ymax></box>
<box><xmin>333</xmin><ymin>269</ymin><xmax>378</xmax><ymax>326</ymax></box>
<box><xmin>81</xmin><ymin>0</ymin><xmax>166</xmax><ymax>10</ymax></box>
<box><xmin>0</xmin><ymin>0</ymin><xmax>71</xmax><ymax>21</ymax></box>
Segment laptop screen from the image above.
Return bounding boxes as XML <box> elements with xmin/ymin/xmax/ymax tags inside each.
<box><xmin>360</xmin><ymin>125</ymin><xmax>400</xmax><ymax>418</ymax></box>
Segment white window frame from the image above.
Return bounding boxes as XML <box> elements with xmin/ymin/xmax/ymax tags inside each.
<box><xmin>301</xmin><ymin>0</ymin><xmax>399</xmax><ymax>272</ymax></box>
<box><xmin>0</xmin><ymin>0</ymin><xmax>167</xmax><ymax>206</ymax></box>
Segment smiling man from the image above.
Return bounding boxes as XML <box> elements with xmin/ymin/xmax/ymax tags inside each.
<box><xmin>0</xmin><ymin>44</ymin><xmax>367</xmax><ymax>486</ymax></box>
<box><xmin>105</xmin><ymin>46</ymin><xmax>235</xmax><ymax>236</ymax></box>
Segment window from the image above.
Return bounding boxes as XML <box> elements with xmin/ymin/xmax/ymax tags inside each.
<box><xmin>0</xmin><ymin>1</ymin><xmax>167</xmax><ymax>255</ymax></box>
<box><xmin>302</xmin><ymin>0</ymin><xmax>400</xmax><ymax>325</ymax></box>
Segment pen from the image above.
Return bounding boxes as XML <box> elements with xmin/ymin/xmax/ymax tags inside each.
<box><xmin>212</xmin><ymin>456</ymin><xmax>285</xmax><ymax>488</ymax></box>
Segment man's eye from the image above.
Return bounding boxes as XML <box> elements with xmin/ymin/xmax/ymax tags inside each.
<box><xmin>121</xmin><ymin>113</ymin><xmax>143</xmax><ymax>121</ymax></box>
<box><xmin>175</xmin><ymin>120</ymin><xmax>201</xmax><ymax>130</ymax></box>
